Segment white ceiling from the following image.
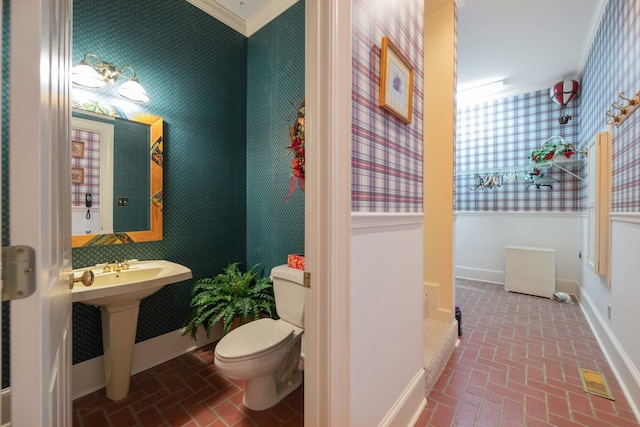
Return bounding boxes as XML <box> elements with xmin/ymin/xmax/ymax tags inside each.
<box><xmin>190</xmin><ymin>0</ymin><xmax>606</xmax><ymax>104</ymax></box>
<box><xmin>457</xmin><ymin>0</ymin><xmax>606</xmax><ymax>104</ymax></box>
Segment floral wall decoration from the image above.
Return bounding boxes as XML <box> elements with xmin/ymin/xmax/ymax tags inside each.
<box><xmin>285</xmin><ymin>100</ymin><xmax>305</xmax><ymax>202</ymax></box>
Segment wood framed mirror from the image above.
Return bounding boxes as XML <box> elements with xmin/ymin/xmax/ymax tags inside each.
<box><xmin>71</xmin><ymin>110</ymin><xmax>163</xmax><ymax>247</ymax></box>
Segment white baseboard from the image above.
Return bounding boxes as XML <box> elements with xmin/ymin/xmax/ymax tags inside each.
<box><xmin>378</xmin><ymin>368</ymin><xmax>426</xmax><ymax>427</ymax></box>
<box><xmin>423</xmin><ymin>282</ymin><xmax>453</xmax><ymax>322</ymax></box>
<box><xmin>72</xmin><ymin>325</ymin><xmax>222</xmax><ymax>400</ymax></box>
<box><xmin>1</xmin><ymin>387</ymin><xmax>10</xmax><ymax>426</ymax></box>
<box><xmin>577</xmin><ymin>287</ymin><xmax>640</xmax><ymax>423</ymax></box>
<box><xmin>455</xmin><ymin>267</ymin><xmax>578</xmax><ymax>296</ymax></box>
<box><xmin>455</xmin><ymin>266</ymin><xmax>503</xmax><ymax>284</ymax></box>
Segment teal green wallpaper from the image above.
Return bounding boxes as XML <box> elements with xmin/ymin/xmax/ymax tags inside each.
<box><xmin>246</xmin><ymin>1</ymin><xmax>305</xmax><ymax>275</ymax></box>
<box><xmin>1</xmin><ymin>0</ymin><xmax>9</xmax><ymax>389</ymax></box>
<box><xmin>71</xmin><ymin>0</ymin><xmax>248</xmax><ymax>363</ymax></box>
<box><xmin>1</xmin><ymin>0</ymin><xmax>304</xmax><ymax>374</ymax></box>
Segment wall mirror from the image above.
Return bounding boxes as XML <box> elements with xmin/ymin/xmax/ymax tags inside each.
<box><xmin>71</xmin><ymin>108</ymin><xmax>163</xmax><ymax>247</ymax></box>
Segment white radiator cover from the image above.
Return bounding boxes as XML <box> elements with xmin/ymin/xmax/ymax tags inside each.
<box><xmin>504</xmin><ymin>245</ymin><xmax>556</xmax><ymax>298</ymax></box>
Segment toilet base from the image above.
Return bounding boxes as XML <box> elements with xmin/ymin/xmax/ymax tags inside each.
<box><xmin>243</xmin><ymin>368</ymin><xmax>302</xmax><ymax>411</ymax></box>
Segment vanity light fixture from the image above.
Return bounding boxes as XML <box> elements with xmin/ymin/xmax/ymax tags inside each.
<box><xmin>71</xmin><ymin>53</ymin><xmax>150</xmax><ymax>103</ymax></box>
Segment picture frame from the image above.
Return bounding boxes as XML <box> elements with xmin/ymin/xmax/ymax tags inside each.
<box><xmin>71</xmin><ymin>140</ymin><xmax>85</xmax><ymax>158</ymax></box>
<box><xmin>71</xmin><ymin>167</ymin><xmax>84</xmax><ymax>184</ymax></box>
<box><xmin>379</xmin><ymin>36</ymin><xmax>414</xmax><ymax>124</ymax></box>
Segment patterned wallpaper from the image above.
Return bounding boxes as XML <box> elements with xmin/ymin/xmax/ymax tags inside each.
<box><xmin>71</xmin><ymin>128</ymin><xmax>101</xmax><ymax>207</ymax></box>
<box><xmin>351</xmin><ymin>0</ymin><xmax>424</xmax><ymax>213</ymax></box>
<box><xmin>71</xmin><ymin>0</ymin><xmax>249</xmax><ymax>363</ymax></box>
<box><xmin>246</xmin><ymin>1</ymin><xmax>305</xmax><ymax>274</ymax></box>
<box><xmin>456</xmin><ymin>89</ymin><xmax>582</xmax><ymax>212</ymax></box>
<box><xmin>578</xmin><ymin>0</ymin><xmax>640</xmax><ymax>212</ymax></box>
<box><xmin>1</xmin><ymin>0</ymin><xmax>9</xmax><ymax>389</ymax></box>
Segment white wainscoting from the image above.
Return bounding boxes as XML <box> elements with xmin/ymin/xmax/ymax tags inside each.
<box><xmin>351</xmin><ymin>213</ymin><xmax>426</xmax><ymax>426</ymax></box>
<box><xmin>578</xmin><ymin>213</ymin><xmax>640</xmax><ymax>422</ymax></box>
<box><xmin>455</xmin><ymin>212</ymin><xmax>580</xmax><ymax>293</ymax></box>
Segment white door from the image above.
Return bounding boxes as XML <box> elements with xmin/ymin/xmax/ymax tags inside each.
<box><xmin>8</xmin><ymin>0</ymin><xmax>73</xmax><ymax>425</ymax></box>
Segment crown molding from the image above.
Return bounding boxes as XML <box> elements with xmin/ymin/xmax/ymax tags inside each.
<box><xmin>186</xmin><ymin>0</ymin><xmax>298</xmax><ymax>37</ymax></box>
<box><xmin>247</xmin><ymin>0</ymin><xmax>299</xmax><ymax>36</ymax></box>
<box><xmin>576</xmin><ymin>0</ymin><xmax>609</xmax><ymax>78</ymax></box>
<box><xmin>186</xmin><ymin>0</ymin><xmax>246</xmax><ymax>35</ymax></box>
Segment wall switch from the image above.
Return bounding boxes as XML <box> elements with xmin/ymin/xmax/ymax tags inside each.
<box><xmin>607</xmin><ymin>304</ymin><xmax>612</xmax><ymax>320</ymax></box>
<box><xmin>117</xmin><ymin>197</ymin><xmax>128</xmax><ymax>207</ymax></box>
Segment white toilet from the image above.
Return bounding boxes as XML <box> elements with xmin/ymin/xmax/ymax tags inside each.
<box><xmin>214</xmin><ymin>264</ymin><xmax>305</xmax><ymax>411</ymax></box>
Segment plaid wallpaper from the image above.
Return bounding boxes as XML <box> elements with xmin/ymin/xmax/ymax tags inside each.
<box><xmin>351</xmin><ymin>0</ymin><xmax>424</xmax><ymax>212</ymax></box>
<box><xmin>456</xmin><ymin>89</ymin><xmax>581</xmax><ymax>212</ymax></box>
<box><xmin>578</xmin><ymin>0</ymin><xmax>640</xmax><ymax>212</ymax></box>
<box><xmin>71</xmin><ymin>128</ymin><xmax>101</xmax><ymax>207</ymax></box>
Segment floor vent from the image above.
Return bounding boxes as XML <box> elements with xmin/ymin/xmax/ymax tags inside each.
<box><xmin>579</xmin><ymin>368</ymin><xmax>615</xmax><ymax>400</ymax></box>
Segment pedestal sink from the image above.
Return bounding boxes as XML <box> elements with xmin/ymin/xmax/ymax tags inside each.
<box><xmin>71</xmin><ymin>260</ymin><xmax>192</xmax><ymax>400</ymax></box>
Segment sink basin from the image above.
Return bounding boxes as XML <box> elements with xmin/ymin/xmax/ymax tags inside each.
<box><xmin>70</xmin><ymin>259</ymin><xmax>192</xmax><ymax>401</ymax></box>
<box><xmin>71</xmin><ymin>260</ymin><xmax>192</xmax><ymax>307</ymax></box>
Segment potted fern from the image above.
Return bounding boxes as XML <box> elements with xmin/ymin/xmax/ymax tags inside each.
<box><xmin>183</xmin><ymin>262</ymin><xmax>276</xmax><ymax>339</ymax></box>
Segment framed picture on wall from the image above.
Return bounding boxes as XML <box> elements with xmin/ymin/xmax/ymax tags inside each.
<box><xmin>379</xmin><ymin>36</ymin><xmax>414</xmax><ymax>124</ymax></box>
<box><xmin>71</xmin><ymin>140</ymin><xmax>85</xmax><ymax>158</ymax></box>
<box><xmin>71</xmin><ymin>167</ymin><xmax>84</xmax><ymax>184</ymax></box>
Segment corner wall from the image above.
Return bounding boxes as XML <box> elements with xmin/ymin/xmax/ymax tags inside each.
<box><xmin>246</xmin><ymin>1</ymin><xmax>305</xmax><ymax>274</ymax></box>
<box><xmin>350</xmin><ymin>0</ymin><xmax>426</xmax><ymax>424</ymax></box>
<box><xmin>423</xmin><ymin>0</ymin><xmax>456</xmax><ymax>322</ymax></box>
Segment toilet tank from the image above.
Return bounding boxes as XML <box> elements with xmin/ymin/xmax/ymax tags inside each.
<box><xmin>270</xmin><ymin>265</ymin><xmax>305</xmax><ymax>328</ymax></box>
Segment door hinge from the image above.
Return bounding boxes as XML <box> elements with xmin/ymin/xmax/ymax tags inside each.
<box><xmin>303</xmin><ymin>271</ymin><xmax>311</xmax><ymax>289</ymax></box>
<box><xmin>2</xmin><ymin>246</ymin><xmax>37</xmax><ymax>301</ymax></box>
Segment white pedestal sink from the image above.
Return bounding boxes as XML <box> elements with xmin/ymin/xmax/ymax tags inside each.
<box><xmin>71</xmin><ymin>260</ymin><xmax>192</xmax><ymax>401</ymax></box>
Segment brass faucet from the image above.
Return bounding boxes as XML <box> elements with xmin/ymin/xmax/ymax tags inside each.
<box><xmin>113</xmin><ymin>261</ymin><xmax>121</xmax><ymax>272</ymax></box>
<box><xmin>102</xmin><ymin>262</ymin><xmax>111</xmax><ymax>273</ymax></box>
<box><xmin>122</xmin><ymin>260</ymin><xmax>130</xmax><ymax>270</ymax></box>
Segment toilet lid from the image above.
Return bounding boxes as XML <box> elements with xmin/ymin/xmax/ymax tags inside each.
<box><xmin>216</xmin><ymin>318</ymin><xmax>293</xmax><ymax>360</ymax></box>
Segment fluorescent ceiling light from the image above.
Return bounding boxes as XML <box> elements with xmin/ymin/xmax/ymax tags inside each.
<box><xmin>457</xmin><ymin>80</ymin><xmax>504</xmax><ymax>104</ymax></box>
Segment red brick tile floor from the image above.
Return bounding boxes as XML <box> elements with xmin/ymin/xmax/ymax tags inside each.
<box><xmin>414</xmin><ymin>278</ymin><xmax>640</xmax><ymax>427</ymax></box>
<box><xmin>75</xmin><ymin>277</ymin><xmax>640</xmax><ymax>427</ymax></box>
<box><xmin>72</xmin><ymin>342</ymin><xmax>304</xmax><ymax>427</ymax></box>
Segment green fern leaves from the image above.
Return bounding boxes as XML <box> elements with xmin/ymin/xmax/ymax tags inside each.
<box><xmin>183</xmin><ymin>263</ymin><xmax>276</xmax><ymax>339</ymax></box>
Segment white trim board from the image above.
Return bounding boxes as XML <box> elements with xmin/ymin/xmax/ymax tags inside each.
<box><xmin>610</xmin><ymin>212</ymin><xmax>640</xmax><ymax>224</ymax></box>
<box><xmin>351</xmin><ymin>212</ymin><xmax>424</xmax><ymax>229</ymax></box>
<box><xmin>377</xmin><ymin>369</ymin><xmax>426</xmax><ymax>427</ymax></box>
<box><xmin>185</xmin><ymin>0</ymin><xmax>298</xmax><ymax>37</ymax></box>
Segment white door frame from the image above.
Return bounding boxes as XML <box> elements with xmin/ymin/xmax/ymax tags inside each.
<box><xmin>304</xmin><ymin>0</ymin><xmax>352</xmax><ymax>424</ymax></box>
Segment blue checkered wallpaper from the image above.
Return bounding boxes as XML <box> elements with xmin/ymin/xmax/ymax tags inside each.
<box><xmin>351</xmin><ymin>0</ymin><xmax>424</xmax><ymax>213</ymax></box>
<box><xmin>456</xmin><ymin>89</ymin><xmax>582</xmax><ymax>212</ymax></box>
<box><xmin>578</xmin><ymin>0</ymin><xmax>640</xmax><ymax>212</ymax></box>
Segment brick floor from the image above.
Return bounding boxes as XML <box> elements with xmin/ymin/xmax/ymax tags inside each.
<box><xmin>72</xmin><ymin>343</ymin><xmax>303</xmax><ymax>427</ymax></box>
<box><xmin>75</xmin><ymin>278</ymin><xmax>640</xmax><ymax>426</ymax></box>
<box><xmin>414</xmin><ymin>279</ymin><xmax>640</xmax><ymax>427</ymax></box>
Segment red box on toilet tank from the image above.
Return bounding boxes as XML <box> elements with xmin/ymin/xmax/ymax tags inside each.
<box><xmin>287</xmin><ymin>254</ymin><xmax>305</xmax><ymax>270</ymax></box>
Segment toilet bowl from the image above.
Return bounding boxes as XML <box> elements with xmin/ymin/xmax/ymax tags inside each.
<box><xmin>213</xmin><ymin>265</ymin><xmax>306</xmax><ymax>411</ymax></box>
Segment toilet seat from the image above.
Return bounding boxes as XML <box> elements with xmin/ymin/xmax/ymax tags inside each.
<box><xmin>215</xmin><ymin>318</ymin><xmax>294</xmax><ymax>362</ymax></box>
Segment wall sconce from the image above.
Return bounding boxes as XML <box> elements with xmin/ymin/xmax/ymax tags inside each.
<box><xmin>71</xmin><ymin>53</ymin><xmax>150</xmax><ymax>103</ymax></box>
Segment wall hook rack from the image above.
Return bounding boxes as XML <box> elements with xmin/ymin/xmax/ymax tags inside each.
<box><xmin>605</xmin><ymin>91</ymin><xmax>639</xmax><ymax>127</ymax></box>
